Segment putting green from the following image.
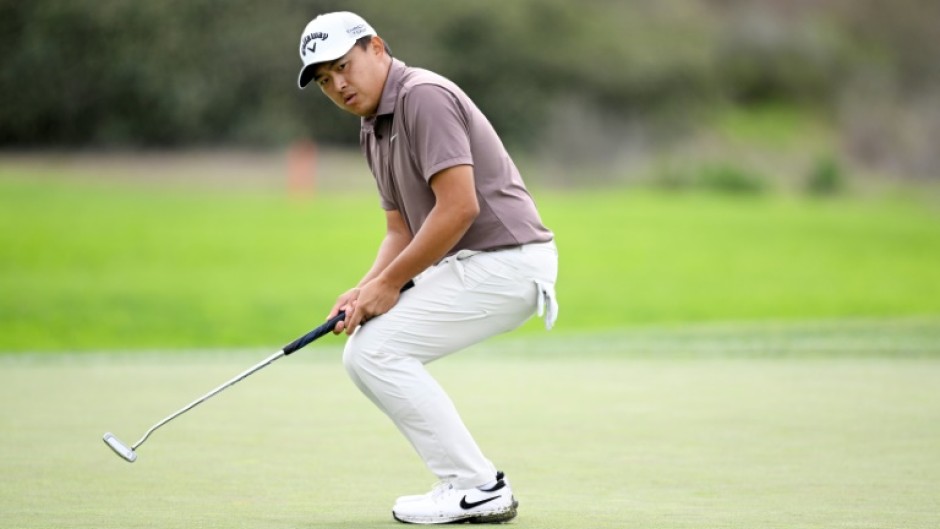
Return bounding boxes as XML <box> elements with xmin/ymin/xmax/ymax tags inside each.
<box><xmin>1</xmin><ymin>323</ymin><xmax>938</xmax><ymax>528</ymax></box>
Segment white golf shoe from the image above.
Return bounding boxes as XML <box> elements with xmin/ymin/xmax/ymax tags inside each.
<box><xmin>392</xmin><ymin>472</ymin><xmax>518</xmax><ymax>524</ymax></box>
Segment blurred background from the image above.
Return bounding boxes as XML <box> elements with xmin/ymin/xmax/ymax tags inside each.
<box><xmin>2</xmin><ymin>0</ymin><xmax>939</xmax><ymax>351</ymax></box>
<box><xmin>4</xmin><ymin>0</ymin><xmax>940</xmax><ymax>183</ymax></box>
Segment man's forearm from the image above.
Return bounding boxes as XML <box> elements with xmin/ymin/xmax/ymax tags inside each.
<box><xmin>377</xmin><ymin>166</ymin><xmax>479</xmax><ymax>288</ymax></box>
<box><xmin>358</xmin><ymin>230</ymin><xmax>412</xmax><ymax>288</ymax></box>
<box><xmin>378</xmin><ymin>204</ymin><xmax>475</xmax><ymax>288</ymax></box>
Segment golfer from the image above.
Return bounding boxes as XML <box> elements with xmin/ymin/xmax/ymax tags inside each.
<box><xmin>297</xmin><ymin>12</ymin><xmax>558</xmax><ymax>524</ymax></box>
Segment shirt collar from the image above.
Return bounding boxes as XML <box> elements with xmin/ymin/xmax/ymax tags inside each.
<box><xmin>377</xmin><ymin>58</ymin><xmax>407</xmax><ymax>116</ymax></box>
<box><xmin>363</xmin><ymin>58</ymin><xmax>407</xmax><ymax>131</ymax></box>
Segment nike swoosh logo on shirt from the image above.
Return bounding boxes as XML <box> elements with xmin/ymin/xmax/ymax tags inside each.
<box><xmin>459</xmin><ymin>495</ymin><xmax>501</xmax><ymax>510</ymax></box>
<box><xmin>390</xmin><ymin>134</ymin><xmax>398</xmax><ymax>143</ymax></box>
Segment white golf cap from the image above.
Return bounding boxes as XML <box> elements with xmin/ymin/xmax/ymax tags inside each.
<box><xmin>297</xmin><ymin>11</ymin><xmax>376</xmax><ymax>89</ymax></box>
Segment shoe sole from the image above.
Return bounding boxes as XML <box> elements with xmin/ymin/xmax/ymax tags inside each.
<box><xmin>393</xmin><ymin>499</ymin><xmax>518</xmax><ymax>525</ymax></box>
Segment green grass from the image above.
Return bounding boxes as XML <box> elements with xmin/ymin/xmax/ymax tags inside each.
<box><xmin>2</xmin><ymin>169</ymin><xmax>940</xmax><ymax>351</ymax></box>
<box><xmin>2</xmin><ymin>324</ymin><xmax>938</xmax><ymax>529</ymax></box>
<box><xmin>546</xmin><ymin>191</ymin><xmax>940</xmax><ymax>327</ymax></box>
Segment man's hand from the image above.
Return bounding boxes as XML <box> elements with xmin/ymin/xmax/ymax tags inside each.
<box><xmin>343</xmin><ymin>276</ymin><xmax>402</xmax><ymax>334</ymax></box>
<box><xmin>327</xmin><ymin>287</ymin><xmax>360</xmax><ymax>334</ymax></box>
<box><xmin>327</xmin><ymin>165</ymin><xmax>477</xmax><ymax>335</ymax></box>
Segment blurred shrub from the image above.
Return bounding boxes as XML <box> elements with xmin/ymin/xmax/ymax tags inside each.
<box><xmin>650</xmin><ymin>162</ymin><xmax>768</xmax><ymax>195</ymax></box>
<box><xmin>0</xmin><ymin>0</ymin><xmax>350</xmax><ymax>147</ymax></box>
<box><xmin>805</xmin><ymin>155</ymin><xmax>845</xmax><ymax>196</ymax></box>
<box><xmin>696</xmin><ymin>164</ymin><xmax>768</xmax><ymax>195</ymax></box>
<box><xmin>1</xmin><ymin>0</ymin><xmax>938</xmax><ymax>179</ymax></box>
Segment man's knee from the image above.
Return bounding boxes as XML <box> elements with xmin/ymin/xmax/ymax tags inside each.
<box><xmin>342</xmin><ymin>336</ymin><xmax>368</xmax><ymax>379</ymax></box>
<box><xmin>342</xmin><ymin>329</ymin><xmax>391</xmax><ymax>380</ymax></box>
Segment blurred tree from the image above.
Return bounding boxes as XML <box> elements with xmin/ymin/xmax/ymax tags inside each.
<box><xmin>0</xmin><ymin>0</ymin><xmax>937</xmax><ymax>180</ymax></box>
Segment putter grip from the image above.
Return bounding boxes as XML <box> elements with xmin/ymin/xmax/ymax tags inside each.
<box><xmin>282</xmin><ymin>280</ymin><xmax>415</xmax><ymax>356</ymax></box>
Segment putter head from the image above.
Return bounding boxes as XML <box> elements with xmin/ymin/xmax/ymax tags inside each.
<box><xmin>103</xmin><ymin>432</ymin><xmax>137</xmax><ymax>462</ymax></box>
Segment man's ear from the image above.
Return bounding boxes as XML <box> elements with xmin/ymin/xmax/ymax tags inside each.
<box><xmin>370</xmin><ymin>35</ymin><xmax>387</xmax><ymax>57</ymax></box>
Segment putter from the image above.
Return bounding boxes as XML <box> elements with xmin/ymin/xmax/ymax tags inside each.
<box><xmin>103</xmin><ymin>281</ymin><xmax>414</xmax><ymax>463</ymax></box>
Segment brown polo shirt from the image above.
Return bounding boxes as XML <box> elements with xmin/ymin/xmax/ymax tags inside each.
<box><xmin>361</xmin><ymin>59</ymin><xmax>553</xmax><ymax>255</ymax></box>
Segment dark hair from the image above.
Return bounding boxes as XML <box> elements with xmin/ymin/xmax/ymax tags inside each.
<box><xmin>356</xmin><ymin>35</ymin><xmax>392</xmax><ymax>57</ymax></box>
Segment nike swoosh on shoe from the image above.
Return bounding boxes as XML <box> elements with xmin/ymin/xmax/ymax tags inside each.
<box><xmin>459</xmin><ymin>495</ymin><xmax>501</xmax><ymax>510</ymax></box>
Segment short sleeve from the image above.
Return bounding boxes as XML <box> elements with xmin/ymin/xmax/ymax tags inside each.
<box><xmin>400</xmin><ymin>84</ymin><xmax>474</xmax><ymax>181</ymax></box>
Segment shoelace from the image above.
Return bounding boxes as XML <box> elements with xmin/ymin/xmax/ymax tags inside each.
<box><xmin>429</xmin><ymin>480</ymin><xmax>456</xmax><ymax>500</ymax></box>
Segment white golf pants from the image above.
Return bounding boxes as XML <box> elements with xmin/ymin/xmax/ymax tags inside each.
<box><xmin>342</xmin><ymin>240</ymin><xmax>558</xmax><ymax>489</ymax></box>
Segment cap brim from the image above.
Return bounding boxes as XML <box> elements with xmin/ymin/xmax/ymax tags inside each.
<box><xmin>297</xmin><ymin>43</ymin><xmax>359</xmax><ymax>89</ymax></box>
<box><xmin>298</xmin><ymin>64</ymin><xmax>317</xmax><ymax>89</ymax></box>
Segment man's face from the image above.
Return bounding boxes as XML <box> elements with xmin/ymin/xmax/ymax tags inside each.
<box><xmin>313</xmin><ymin>37</ymin><xmax>389</xmax><ymax>117</ymax></box>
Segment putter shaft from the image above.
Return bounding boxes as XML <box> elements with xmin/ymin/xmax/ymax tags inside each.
<box><xmin>132</xmin><ymin>350</ymin><xmax>285</xmax><ymax>450</ymax></box>
<box><xmin>105</xmin><ymin>280</ymin><xmax>414</xmax><ymax>461</ymax></box>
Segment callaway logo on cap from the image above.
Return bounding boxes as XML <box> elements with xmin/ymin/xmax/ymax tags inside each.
<box><xmin>297</xmin><ymin>11</ymin><xmax>376</xmax><ymax>89</ymax></box>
